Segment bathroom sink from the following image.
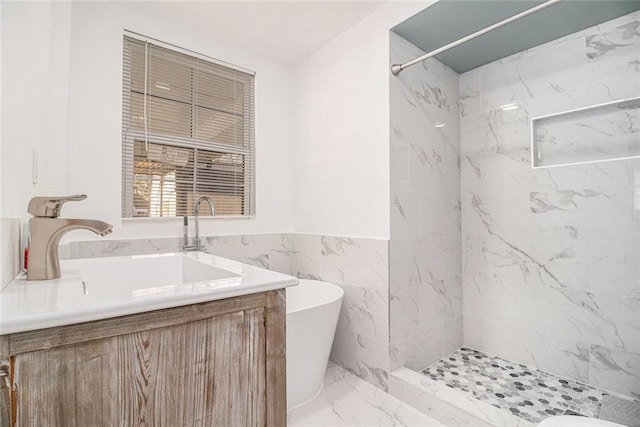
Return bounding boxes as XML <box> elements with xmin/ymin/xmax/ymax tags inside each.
<box><xmin>80</xmin><ymin>252</ymin><xmax>241</xmax><ymax>292</ymax></box>
<box><xmin>0</xmin><ymin>251</ymin><xmax>298</xmax><ymax>334</ymax></box>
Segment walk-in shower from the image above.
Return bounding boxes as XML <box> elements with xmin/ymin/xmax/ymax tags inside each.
<box><xmin>389</xmin><ymin>0</ymin><xmax>640</xmax><ymax>425</ymax></box>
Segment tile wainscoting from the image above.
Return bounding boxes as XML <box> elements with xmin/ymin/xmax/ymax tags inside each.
<box><xmin>290</xmin><ymin>234</ymin><xmax>390</xmax><ymax>390</ymax></box>
<box><xmin>61</xmin><ymin>234</ymin><xmax>292</xmax><ymax>274</ymax></box>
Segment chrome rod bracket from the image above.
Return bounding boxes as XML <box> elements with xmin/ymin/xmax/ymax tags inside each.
<box><xmin>391</xmin><ymin>64</ymin><xmax>403</xmax><ymax>76</ymax></box>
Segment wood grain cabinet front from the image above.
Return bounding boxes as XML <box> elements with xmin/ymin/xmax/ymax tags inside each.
<box><xmin>0</xmin><ymin>289</ymin><xmax>286</xmax><ymax>427</ymax></box>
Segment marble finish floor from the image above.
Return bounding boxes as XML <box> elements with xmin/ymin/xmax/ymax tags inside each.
<box><xmin>421</xmin><ymin>347</ymin><xmax>609</xmax><ymax>424</ymax></box>
<box><xmin>288</xmin><ymin>363</ymin><xmax>445</xmax><ymax>426</ymax></box>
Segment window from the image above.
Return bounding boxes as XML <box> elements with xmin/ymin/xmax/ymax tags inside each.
<box><xmin>122</xmin><ymin>34</ymin><xmax>255</xmax><ymax>218</ymax></box>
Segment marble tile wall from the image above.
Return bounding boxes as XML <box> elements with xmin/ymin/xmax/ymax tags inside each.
<box><xmin>389</xmin><ymin>32</ymin><xmax>463</xmax><ymax>372</ymax></box>
<box><xmin>289</xmin><ymin>234</ymin><xmax>390</xmax><ymax>391</ymax></box>
<box><xmin>61</xmin><ymin>233</ymin><xmax>292</xmax><ymax>274</ymax></box>
<box><xmin>460</xmin><ymin>11</ymin><xmax>640</xmax><ymax>399</ymax></box>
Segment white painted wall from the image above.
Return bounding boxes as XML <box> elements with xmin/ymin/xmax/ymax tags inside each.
<box><xmin>2</xmin><ymin>1</ymin><xmax>295</xmax><ymax>241</ymax></box>
<box><xmin>1</xmin><ymin>1</ymin><xmax>71</xmax><ymax>220</ymax></box>
<box><xmin>0</xmin><ymin>0</ymin><xmax>2</xmax><ymax>220</ymax></box>
<box><xmin>2</xmin><ymin>0</ymin><xmax>432</xmax><ymax>246</ymax></box>
<box><xmin>292</xmin><ymin>1</ymin><xmax>431</xmax><ymax>239</ymax></box>
<box><xmin>0</xmin><ymin>2</ymin><xmax>64</xmax><ymax>285</ymax></box>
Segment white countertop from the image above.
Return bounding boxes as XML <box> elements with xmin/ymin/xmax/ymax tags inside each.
<box><xmin>0</xmin><ymin>252</ymin><xmax>298</xmax><ymax>335</ymax></box>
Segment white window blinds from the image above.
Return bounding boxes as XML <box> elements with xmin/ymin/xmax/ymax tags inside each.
<box><xmin>122</xmin><ymin>34</ymin><xmax>255</xmax><ymax>218</ymax></box>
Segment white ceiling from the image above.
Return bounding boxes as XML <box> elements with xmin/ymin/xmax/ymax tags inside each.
<box><xmin>116</xmin><ymin>1</ymin><xmax>388</xmax><ymax>66</ymax></box>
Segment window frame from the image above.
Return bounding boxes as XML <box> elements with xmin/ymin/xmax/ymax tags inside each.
<box><xmin>121</xmin><ymin>31</ymin><xmax>256</xmax><ymax>220</ymax></box>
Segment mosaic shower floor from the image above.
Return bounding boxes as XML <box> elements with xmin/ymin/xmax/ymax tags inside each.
<box><xmin>420</xmin><ymin>347</ymin><xmax>609</xmax><ymax>424</ymax></box>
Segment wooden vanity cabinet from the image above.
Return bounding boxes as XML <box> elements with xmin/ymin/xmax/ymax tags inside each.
<box><xmin>0</xmin><ymin>289</ymin><xmax>286</xmax><ymax>427</ymax></box>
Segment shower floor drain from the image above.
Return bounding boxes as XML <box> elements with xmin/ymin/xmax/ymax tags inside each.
<box><xmin>420</xmin><ymin>347</ymin><xmax>607</xmax><ymax>424</ymax></box>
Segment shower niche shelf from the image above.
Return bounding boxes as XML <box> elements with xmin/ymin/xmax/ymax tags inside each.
<box><xmin>531</xmin><ymin>96</ymin><xmax>640</xmax><ymax>168</ymax></box>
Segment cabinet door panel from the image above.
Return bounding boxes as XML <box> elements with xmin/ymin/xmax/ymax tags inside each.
<box><xmin>74</xmin><ymin>338</ymin><xmax>119</xmax><ymax>425</ymax></box>
<box><xmin>14</xmin><ymin>345</ymin><xmax>77</xmax><ymax>425</ymax></box>
<box><xmin>14</xmin><ymin>309</ymin><xmax>266</xmax><ymax>426</ymax></box>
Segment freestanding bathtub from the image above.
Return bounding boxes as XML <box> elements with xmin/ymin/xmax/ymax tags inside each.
<box><xmin>286</xmin><ymin>279</ymin><xmax>344</xmax><ymax>409</ymax></box>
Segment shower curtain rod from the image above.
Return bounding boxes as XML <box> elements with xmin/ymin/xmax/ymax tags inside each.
<box><xmin>390</xmin><ymin>0</ymin><xmax>562</xmax><ymax>76</ymax></box>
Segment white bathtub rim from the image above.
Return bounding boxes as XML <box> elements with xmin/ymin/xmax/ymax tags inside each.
<box><xmin>286</xmin><ymin>279</ymin><xmax>344</xmax><ymax>315</ymax></box>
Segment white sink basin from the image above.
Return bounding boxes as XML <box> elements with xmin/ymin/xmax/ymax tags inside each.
<box><xmin>81</xmin><ymin>253</ymin><xmax>241</xmax><ymax>291</ymax></box>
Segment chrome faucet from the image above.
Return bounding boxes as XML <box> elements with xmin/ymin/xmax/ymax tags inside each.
<box><xmin>26</xmin><ymin>194</ymin><xmax>113</xmax><ymax>281</ymax></box>
<box><xmin>193</xmin><ymin>196</ymin><xmax>215</xmax><ymax>252</ymax></box>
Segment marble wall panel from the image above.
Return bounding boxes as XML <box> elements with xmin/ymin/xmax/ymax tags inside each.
<box><xmin>591</xmin><ymin>344</ymin><xmax>640</xmax><ymax>400</ymax></box>
<box><xmin>390</xmin><ymin>285</ymin><xmax>419</xmax><ymax>341</ymax></box>
<box><xmin>463</xmin><ymin>314</ymin><xmax>591</xmax><ymax>385</ymax></box>
<box><xmin>390</xmin><ymin>325</ymin><xmax>444</xmax><ymax>372</ymax></box>
<box><xmin>479</xmin><ymin>37</ymin><xmax>587</xmax><ymax>113</ymax></box>
<box><xmin>461</xmin><ymin>11</ymin><xmax>640</xmax><ymax>397</ymax></box>
<box><xmin>290</xmin><ymin>233</ymin><xmax>391</xmax><ymax>391</ymax></box>
<box><xmin>532</xmin><ymin>285</ymin><xmax>640</xmax><ymax>354</ymax></box>
<box><xmin>418</xmin><ymin>277</ymin><xmax>462</xmax><ymax>332</ymax></box>
<box><xmin>443</xmin><ymin>315</ymin><xmax>464</xmax><ymax>358</ymax></box>
<box><xmin>529</xmin><ymin>332</ymin><xmax>591</xmax><ymax>385</ymax></box>
<box><xmin>463</xmin><ymin>315</ymin><xmax>539</xmax><ymax>371</ymax></box>
<box><xmin>204</xmin><ymin>234</ymin><xmax>293</xmax><ymax>274</ymax></box>
<box><xmin>590</xmin><ymin>238</ymin><xmax>640</xmax><ymax>297</ymax></box>
<box><xmin>463</xmin><ymin>275</ymin><xmax>533</xmax><ymax>329</ymax></box>
<box><xmin>459</xmin><ymin>69</ymin><xmax>480</xmax><ymax>118</ymax></box>
<box><xmin>329</xmin><ymin>326</ymin><xmax>390</xmax><ymax>392</ymax></box>
<box><xmin>63</xmin><ymin>233</ymin><xmax>293</xmax><ymax>274</ymax></box>
<box><xmin>63</xmin><ymin>236</ymin><xmax>183</xmax><ymax>259</ymax></box>
<box><xmin>390</xmin><ymin>32</ymin><xmax>462</xmax><ymax>372</ymax></box>
<box><xmin>586</xmin><ymin>19</ymin><xmax>640</xmax><ymax>85</ymax></box>
<box><xmin>391</xmin><ymin>190</ymin><xmax>420</xmax><ymax>240</ymax></box>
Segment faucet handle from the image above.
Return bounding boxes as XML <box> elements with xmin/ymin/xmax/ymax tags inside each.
<box><xmin>28</xmin><ymin>194</ymin><xmax>87</xmax><ymax>218</ymax></box>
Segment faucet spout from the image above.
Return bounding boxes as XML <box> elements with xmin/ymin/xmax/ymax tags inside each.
<box><xmin>27</xmin><ymin>218</ymin><xmax>113</xmax><ymax>281</ymax></box>
<box><xmin>194</xmin><ymin>196</ymin><xmax>215</xmax><ymax>252</ymax></box>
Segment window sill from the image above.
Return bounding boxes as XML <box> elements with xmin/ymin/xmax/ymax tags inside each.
<box><xmin>122</xmin><ymin>215</ymin><xmax>255</xmax><ymax>223</ymax></box>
